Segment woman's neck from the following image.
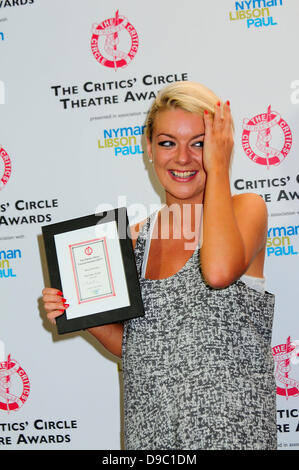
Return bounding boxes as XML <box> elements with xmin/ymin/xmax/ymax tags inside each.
<box><xmin>157</xmin><ymin>199</ymin><xmax>203</xmax><ymax>244</ymax></box>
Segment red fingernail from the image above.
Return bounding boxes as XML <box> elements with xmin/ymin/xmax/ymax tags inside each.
<box><xmin>226</xmin><ymin>100</ymin><xmax>230</xmax><ymax>106</ymax></box>
<box><xmin>61</xmin><ymin>298</ymin><xmax>67</xmax><ymax>302</ymax></box>
<box><xmin>57</xmin><ymin>290</ymin><xmax>63</xmax><ymax>296</ymax></box>
<box><xmin>217</xmin><ymin>101</ymin><xmax>221</xmax><ymax>106</ymax></box>
<box><xmin>64</xmin><ymin>304</ymin><xmax>69</xmax><ymax>309</ymax></box>
<box><xmin>59</xmin><ymin>309</ymin><xmax>65</xmax><ymax>312</ymax></box>
<box><xmin>204</xmin><ymin>110</ymin><xmax>208</xmax><ymax>115</ymax></box>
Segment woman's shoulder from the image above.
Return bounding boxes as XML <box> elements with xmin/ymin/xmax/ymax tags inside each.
<box><xmin>232</xmin><ymin>192</ymin><xmax>268</xmax><ymax>237</ymax></box>
<box><xmin>232</xmin><ymin>192</ymin><xmax>267</xmax><ymax>215</ymax></box>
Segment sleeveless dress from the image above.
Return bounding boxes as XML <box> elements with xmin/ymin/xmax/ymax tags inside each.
<box><xmin>122</xmin><ymin>212</ymin><xmax>277</xmax><ymax>450</ymax></box>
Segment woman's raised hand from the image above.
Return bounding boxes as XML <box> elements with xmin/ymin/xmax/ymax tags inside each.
<box><xmin>203</xmin><ymin>100</ymin><xmax>234</xmax><ymax>174</ymax></box>
<box><xmin>42</xmin><ymin>287</ymin><xmax>69</xmax><ymax>325</ymax></box>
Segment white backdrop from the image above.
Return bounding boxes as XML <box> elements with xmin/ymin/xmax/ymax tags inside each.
<box><xmin>1</xmin><ymin>0</ymin><xmax>299</xmax><ymax>450</ymax></box>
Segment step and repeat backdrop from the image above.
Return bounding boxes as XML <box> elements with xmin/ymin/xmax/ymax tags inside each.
<box><xmin>1</xmin><ymin>0</ymin><xmax>299</xmax><ymax>450</ymax></box>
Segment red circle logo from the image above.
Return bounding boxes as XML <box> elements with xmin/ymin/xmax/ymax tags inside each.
<box><xmin>0</xmin><ymin>355</ymin><xmax>30</xmax><ymax>412</ymax></box>
<box><xmin>0</xmin><ymin>146</ymin><xmax>12</xmax><ymax>190</ymax></box>
<box><xmin>272</xmin><ymin>337</ymin><xmax>299</xmax><ymax>398</ymax></box>
<box><xmin>91</xmin><ymin>10</ymin><xmax>139</xmax><ymax>70</ymax></box>
<box><xmin>85</xmin><ymin>246</ymin><xmax>93</xmax><ymax>256</ymax></box>
<box><xmin>242</xmin><ymin>106</ymin><xmax>292</xmax><ymax>167</ymax></box>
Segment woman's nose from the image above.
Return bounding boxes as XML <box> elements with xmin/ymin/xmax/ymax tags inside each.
<box><xmin>174</xmin><ymin>145</ymin><xmax>192</xmax><ymax>165</ymax></box>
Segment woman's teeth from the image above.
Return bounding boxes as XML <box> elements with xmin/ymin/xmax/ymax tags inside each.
<box><xmin>170</xmin><ymin>170</ymin><xmax>197</xmax><ymax>177</ymax></box>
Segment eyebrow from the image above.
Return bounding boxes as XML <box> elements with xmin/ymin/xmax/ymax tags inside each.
<box><xmin>157</xmin><ymin>133</ymin><xmax>205</xmax><ymax>138</ymax></box>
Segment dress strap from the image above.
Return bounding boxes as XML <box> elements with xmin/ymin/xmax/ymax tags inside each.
<box><xmin>133</xmin><ymin>216</ymin><xmax>151</xmax><ymax>276</ymax></box>
<box><xmin>141</xmin><ymin>210</ymin><xmax>160</xmax><ymax>278</ymax></box>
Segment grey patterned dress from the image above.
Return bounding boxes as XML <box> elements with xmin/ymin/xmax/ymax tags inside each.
<box><xmin>122</xmin><ymin>214</ymin><xmax>277</xmax><ymax>450</ymax></box>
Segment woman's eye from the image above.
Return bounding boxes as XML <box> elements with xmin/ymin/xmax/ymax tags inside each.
<box><xmin>192</xmin><ymin>141</ymin><xmax>204</xmax><ymax>148</ymax></box>
<box><xmin>158</xmin><ymin>140</ymin><xmax>175</xmax><ymax>148</ymax></box>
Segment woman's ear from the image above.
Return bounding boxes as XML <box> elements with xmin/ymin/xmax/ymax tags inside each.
<box><xmin>146</xmin><ymin>137</ymin><xmax>153</xmax><ymax>163</ymax></box>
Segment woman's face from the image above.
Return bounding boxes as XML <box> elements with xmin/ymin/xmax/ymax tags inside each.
<box><xmin>147</xmin><ymin>108</ymin><xmax>207</xmax><ymax>204</ymax></box>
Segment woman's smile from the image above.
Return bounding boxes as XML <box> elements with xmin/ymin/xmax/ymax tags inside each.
<box><xmin>168</xmin><ymin>169</ymin><xmax>199</xmax><ymax>182</ymax></box>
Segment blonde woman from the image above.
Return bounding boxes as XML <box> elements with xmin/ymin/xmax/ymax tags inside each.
<box><xmin>42</xmin><ymin>81</ymin><xmax>276</xmax><ymax>450</ymax></box>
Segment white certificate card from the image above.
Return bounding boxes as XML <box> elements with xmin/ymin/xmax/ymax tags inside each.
<box><xmin>54</xmin><ymin>221</ymin><xmax>130</xmax><ymax>320</ymax></box>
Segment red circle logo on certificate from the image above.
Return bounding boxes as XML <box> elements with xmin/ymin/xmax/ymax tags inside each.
<box><xmin>85</xmin><ymin>246</ymin><xmax>93</xmax><ymax>256</ymax></box>
<box><xmin>242</xmin><ymin>105</ymin><xmax>292</xmax><ymax>167</ymax></box>
<box><xmin>0</xmin><ymin>355</ymin><xmax>30</xmax><ymax>412</ymax></box>
<box><xmin>91</xmin><ymin>10</ymin><xmax>139</xmax><ymax>70</ymax></box>
<box><xmin>0</xmin><ymin>146</ymin><xmax>12</xmax><ymax>190</ymax></box>
<box><xmin>272</xmin><ymin>337</ymin><xmax>299</xmax><ymax>398</ymax></box>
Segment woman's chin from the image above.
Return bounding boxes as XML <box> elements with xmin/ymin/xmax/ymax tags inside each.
<box><xmin>165</xmin><ymin>188</ymin><xmax>204</xmax><ymax>204</ymax></box>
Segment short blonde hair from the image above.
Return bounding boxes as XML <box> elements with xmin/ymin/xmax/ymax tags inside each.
<box><xmin>146</xmin><ymin>81</ymin><xmax>221</xmax><ymax>141</ymax></box>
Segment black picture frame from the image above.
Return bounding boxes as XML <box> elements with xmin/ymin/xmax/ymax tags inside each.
<box><xmin>42</xmin><ymin>207</ymin><xmax>144</xmax><ymax>334</ymax></box>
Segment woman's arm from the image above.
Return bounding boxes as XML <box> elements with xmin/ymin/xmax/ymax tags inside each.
<box><xmin>87</xmin><ymin>323</ymin><xmax>124</xmax><ymax>358</ymax></box>
<box><xmin>200</xmin><ymin>102</ymin><xmax>268</xmax><ymax>288</ymax></box>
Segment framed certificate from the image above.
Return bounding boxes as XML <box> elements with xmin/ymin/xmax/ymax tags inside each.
<box><xmin>42</xmin><ymin>207</ymin><xmax>144</xmax><ymax>334</ymax></box>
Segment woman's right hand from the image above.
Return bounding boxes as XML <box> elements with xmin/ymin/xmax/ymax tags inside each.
<box><xmin>42</xmin><ymin>287</ymin><xmax>69</xmax><ymax>325</ymax></box>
